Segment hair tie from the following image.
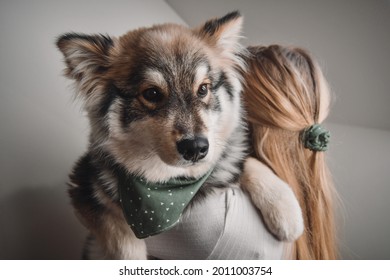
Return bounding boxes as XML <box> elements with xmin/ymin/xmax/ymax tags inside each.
<box><xmin>302</xmin><ymin>124</ymin><xmax>330</xmax><ymax>152</ymax></box>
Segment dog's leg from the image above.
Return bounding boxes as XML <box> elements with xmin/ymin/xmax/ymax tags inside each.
<box><xmin>74</xmin><ymin>207</ymin><xmax>147</xmax><ymax>260</ymax></box>
<box><xmin>98</xmin><ymin>211</ymin><xmax>146</xmax><ymax>259</ymax></box>
<box><xmin>82</xmin><ymin>234</ymin><xmax>104</xmax><ymax>260</ymax></box>
<box><xmin>241</xmin><ymin>157</ymin><xmax>304</xmax><ymax>242</ymax></box>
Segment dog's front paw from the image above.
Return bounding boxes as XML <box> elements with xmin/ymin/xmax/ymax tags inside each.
<box><xmin>259</xmin><ymin>184</ymin><xmax>304</xmax><ymax>242</ymax></box>
<box><xmin>242</xmin><ymin>157</ymin><xmax>304</xmax><ymax>242</ymax></box>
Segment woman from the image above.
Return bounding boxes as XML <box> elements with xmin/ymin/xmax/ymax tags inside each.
<box><xmin>242</xmin><ymin>45</ymin><xmax>337</xmax><ymax>259</ymax></box>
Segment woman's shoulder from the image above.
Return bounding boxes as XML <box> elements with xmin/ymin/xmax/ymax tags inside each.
<box><xmin>146</xmin><ymin>187</ymin><xmax>285</xmax><ymax>259</ymax></box>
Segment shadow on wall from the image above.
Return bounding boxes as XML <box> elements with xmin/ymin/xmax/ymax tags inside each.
<box><xmin>0</xmin><ymin>185</ymin><xmax>86</xmax><ymax>259</ymax></box>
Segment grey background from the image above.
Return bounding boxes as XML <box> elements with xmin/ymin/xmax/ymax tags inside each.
<box><xmin>0</xmin><ymin>0</ymin><xmax>389</xmax><ymax>259</ymax></box>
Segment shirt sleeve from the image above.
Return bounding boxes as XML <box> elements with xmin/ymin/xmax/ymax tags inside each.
<box><xmin>145</xmin><ymin>186</ymin><xmax>285</xmax><ymax>260</ymax></box>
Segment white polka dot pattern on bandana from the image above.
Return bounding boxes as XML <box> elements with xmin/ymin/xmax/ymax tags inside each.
<box><xmin>118</xmin><ymin>170</ymin><xmax>213</xmax><ymax>238</ymax></box>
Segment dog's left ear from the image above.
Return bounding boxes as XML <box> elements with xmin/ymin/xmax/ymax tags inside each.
<box><xmin>195</xmin><ymin>11</ymin><xmax>243</xmax><ymax>55</ymax></box>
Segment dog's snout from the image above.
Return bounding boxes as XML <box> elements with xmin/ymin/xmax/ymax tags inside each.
<box><xmin>176</xmin><ymin>137</ymin><xmax>209</xmax><ymax>162</ymax></box>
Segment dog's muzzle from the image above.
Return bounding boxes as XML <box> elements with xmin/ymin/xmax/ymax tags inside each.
<box><xmin>176</xmin><ymin>136</ymin><xmax>209</xmax><ymax>162</ymax></box>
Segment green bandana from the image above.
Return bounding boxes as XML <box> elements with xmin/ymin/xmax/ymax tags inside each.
<box><xmin>118</xmin><ymin>170</ymin><xmax>213</xmax><ymax>239</ymax></box>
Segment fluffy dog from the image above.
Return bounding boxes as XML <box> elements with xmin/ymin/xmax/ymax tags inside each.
<box><xmin>57</xmin><ymin>11</ymin><xmax>302</xmax><ymax>259</ymax></box>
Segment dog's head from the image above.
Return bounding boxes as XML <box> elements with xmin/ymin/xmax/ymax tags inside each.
<box><xmin>57</xmin><ymin>12</ymin><xmax>245</xmax><ymax>181</ymax></box>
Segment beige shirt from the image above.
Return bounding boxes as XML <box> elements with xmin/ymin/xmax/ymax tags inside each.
<box><xmin>145</xmin><ymin>186</ymin><xmax>285</xmax><ymax>259</ymax></box>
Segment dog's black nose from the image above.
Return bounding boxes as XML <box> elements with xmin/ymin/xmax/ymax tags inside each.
<box><xmin>176</xmin><ymin>137</ymin><xmax>209</xmax><ymax>162</ymax></box>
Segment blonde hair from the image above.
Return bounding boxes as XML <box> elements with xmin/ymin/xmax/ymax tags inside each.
<box><xmin>243</xmin><ymin>45</ymin><xmax>337</xmax><ymax>259</ymax></box>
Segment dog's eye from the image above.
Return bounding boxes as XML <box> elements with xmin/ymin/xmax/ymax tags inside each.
<box><xmin>197</xmin><ymin>83</ymin><xmax>209</xmax><ymax>98</ymax></box>
<box><xmin>142</xmin><ymin>88</ymin><xmax>163</xmax><ymax>103</ymax></box>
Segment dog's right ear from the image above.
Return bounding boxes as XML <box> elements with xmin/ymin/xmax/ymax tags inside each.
<box><xmin>56</xmin><ymin>33</ymin><xmax>113</xmax><ymax>82</ymax></box>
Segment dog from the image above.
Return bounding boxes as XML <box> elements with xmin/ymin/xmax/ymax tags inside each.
<box><xmin>57</xmin><ymin>11</ymin><xmax>303</xmax><ymax>259</ymax></box>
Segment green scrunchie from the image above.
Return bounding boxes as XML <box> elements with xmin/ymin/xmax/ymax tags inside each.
<box><xmin>302</xmin><ymin>124</ymin><xmax>330</xmax><ymax>152</ymax></box>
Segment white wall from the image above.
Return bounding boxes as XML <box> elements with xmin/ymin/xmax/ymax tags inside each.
<box><xmin>0</xmin><ymin>0</ymin><xmax>184</xmax><ymax>259</ymax></box>
<box><xmin>327</xmin><ymin>123</ymin><xmax>390</xmax><ymax>259</ymax></box>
